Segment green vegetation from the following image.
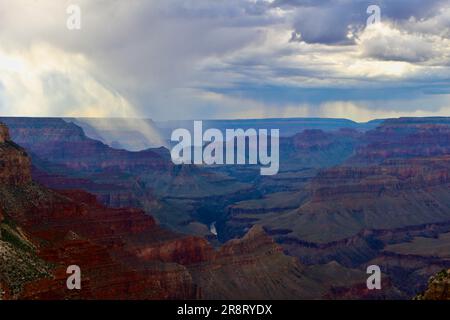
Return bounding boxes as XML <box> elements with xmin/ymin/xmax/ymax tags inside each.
<box><xmin>0</xmin><ymin>215</ymin><xmax>52</xmax><ymax>297</ymax></box>
<box><xmin>1</xmin><ymin>218</ymin><xmax>34</xmax><ymax>252</ymax></box>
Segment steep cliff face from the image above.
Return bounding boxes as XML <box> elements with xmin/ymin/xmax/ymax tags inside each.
<box><xmin>352</xmin><ymin>117</ymin><xmax>450</xmax><ymax>164</ymax></box>
<box><xmin>1</xmin><ymin>118</ymin><xmax>170</xmax><ymax>173</ymax></box>
<box><xmin>0</xmin><ymin>123</ymin><xmax>31</xmax><ymax>185</ymax></box>
<box><xmin>1</xmin><ymin>124</ymin><xmax>51</xmax><ymax>297</ymax></box>
<box><xmin>0</xmin><ymin>128</ymin><xmax>198</xmax><ymax>299</ymax></box>
<box><xmin>309</xmin><ymin>157</ymin><xmax>450</xmax><ymax>202</ymax></box>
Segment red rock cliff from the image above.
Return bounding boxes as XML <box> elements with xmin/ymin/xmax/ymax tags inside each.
<box><xmin>0</xmin><ymin>122</ymin><xmax>31</xmax><ymax>185</ymax></box>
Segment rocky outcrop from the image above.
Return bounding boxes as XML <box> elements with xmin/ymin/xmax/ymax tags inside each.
<box><xmin>416</xmin><ymin>269</ymin><xmax>450</xmax><ymax>300</ymax></box>
<box><xmin>0</xmin><ymin>123</ymin><xmax>10</xmax><ymax>143</ymax></box>
<box><xmin>189</xmin><ymin>225</ymin><xmax>312</xmax><ymax>299</ymax></box>
<box><xmin>0</xmin><ymin>122</ymin><xmax>31</xmax><ymax>185</ymax></box>
<box><xmin>134</xmin><ymin>236</ymin><xmax>213</xmax><ymax>265</ymax></box>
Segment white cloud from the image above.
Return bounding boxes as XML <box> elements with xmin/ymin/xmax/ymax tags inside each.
<box><xmin>356</xmin><ymin>22</ymin><xmax>450</xmax><ymax>65</ymax></box>
<box><xmin>0</xmin><ymin>44</ymin><xmax>134</xmax><ymax>117</ymax></box>
<box><xmin>404</xmin><ymin>6</ymin><xmax>450</xmax><ymax>38</ymax></box>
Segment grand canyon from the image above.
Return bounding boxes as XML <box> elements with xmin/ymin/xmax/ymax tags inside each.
<box><xmin>2</xmin><ymin>116</ymin><xmax>450</xmax><ymax>300</ymax></box>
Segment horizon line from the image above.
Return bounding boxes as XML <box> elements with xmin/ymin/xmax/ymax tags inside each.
<box><xmin>2</xmin><ymin>115</ymin><xmax>450</xmax><ymax>124</ymax></box>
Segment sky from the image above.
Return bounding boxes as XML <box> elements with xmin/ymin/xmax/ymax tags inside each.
<box><xmin>0</xmin><ymin>0</ymin><xmax>449</xmax><ymax>122</ymax></box>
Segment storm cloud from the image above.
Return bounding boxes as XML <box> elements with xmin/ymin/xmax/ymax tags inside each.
<box><xmin>0</xmin><ymin>0</ymin><xmax>449</xmax><ymax>121</ymax></box>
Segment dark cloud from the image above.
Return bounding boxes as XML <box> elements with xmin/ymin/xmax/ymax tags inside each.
<box><xmin>274</xmin><ymin>0</ymin><xmax>447</xmax><ymax>44</ymax></box>
<box><xmin>290</xmin><ymin>4</ymin><xmax>365</xmax><ymax>44</ymax></box>
<box><xmin>273</xmin><ymin>0</ymin><xmax>333</xmax><ymax>7</ymax></box>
